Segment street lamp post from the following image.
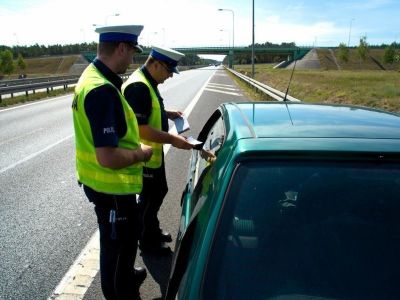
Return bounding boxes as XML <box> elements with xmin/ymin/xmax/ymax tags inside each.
<box><xmin>161</xmin><ymin>27</ymin><xmax>166</xmax><ymax>46</ymax></box>
<box><xmin>395</xmin><ymin>33</ymin><xmax>400</xmax><ymax>62</ymax></box>
<box><xmin>347</xmin><ymin>18</ymin><xmax>355</xmax><ymax>47</ymax></box>
<box><xmin>251</xmin><ymin>0</ymin><xmax>255</xmax><ymax>78</ymax></box>
<box><xmin>105</xmin><ymin>13</ymin><xmax>120</xmax><ymax>25</ymax></box>
<box><xmin>13</xmin><ymin>33</ymin><xmax>19</xmax><ymax>55</ymax></box>
<box><xmin>13</xmin><ymin>33</ymin><xmax>19</xmax><ymax>46</ymax></box>
<box><xmin>150</xmin><ymin>31</ymin><xmax>159</xmax><ymax>46</ymax></box>
<box><xmin>80</xmin><ymin>28</ymin><xmax>86</xmax><ymax>44</ymax></box>
<box><xmin>218</xmin><ymin>8</ymin><xmax>234</xmax><ymax>69</ymax></box>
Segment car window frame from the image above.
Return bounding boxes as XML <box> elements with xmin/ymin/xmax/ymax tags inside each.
<box><xmin>193</xmin><ymin>111</ymin><xmax>225</xmax><ymax>187</ymax></box>
<box><xmin>184</xmin><ymin>108</ymin><xmax>226</xmax><ymax>218</ymax></box>
<box><xmin>166</xmin><ymin>109</ymin><xmax>227</xmax><ymax>299</ymax></box>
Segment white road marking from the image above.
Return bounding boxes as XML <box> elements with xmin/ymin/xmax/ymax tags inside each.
<box><xmin>0</xmin><ymin>134</ymin><xmax>73</xmax><ymax>174</ymax></box>
<box><xmin>207</xmin><ymin>83</ymin><xmax>236</xmax><ymax>88</ymax></box>
<box><xmin>204</xmin><ymin>87</ymin><xmax>242</xmax><ymax>96</ymax></box>
<box><xmin>48</xmin><ymin>69</ymin><xmax>217</xmax><ymax>299</ymax></box>
<box><xmin>207</xmin><ymin>83</ymin><xmax>239</xmax><ymax>91</ymax></box>
<box><xmin>0</xmin><ymin>95</ymin><xmax>72</xmax><ymax>112</ymax></box>
<box><xmin>49</xmin><ymin>231</ymin><xmax>100</xmax><ymax>300</ymax></box>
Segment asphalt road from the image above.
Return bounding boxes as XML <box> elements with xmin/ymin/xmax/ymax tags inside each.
<box><xmin>0</xmin><ymin>66</ymin><xmax>248</xmax><ymax>300</ymax></box>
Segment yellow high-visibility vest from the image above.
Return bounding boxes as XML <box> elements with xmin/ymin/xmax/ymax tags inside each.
<box><xmin>73</xmin><ymin>64</ymin><xmax>143</xmax><ymax>194</ymax></box>
<box><xmin>122</xmin><ymin>69</ymin><xmax>162</xmax><ymax>168</ymax></box>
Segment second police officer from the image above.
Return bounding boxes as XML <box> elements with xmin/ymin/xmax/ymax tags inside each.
<box><xmin>122</xmin><ymin>46</ymin><xmax>194</xmax><ymax>255</ymax></box>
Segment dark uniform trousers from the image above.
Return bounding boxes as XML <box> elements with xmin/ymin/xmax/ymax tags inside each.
<box><xmin>139</xmin><ymin>156</ymin><xmax>168</xmax><ymax>244</ymax></box>
<box><xmin>83</xmin><ymin>185</ymin><xmax>141</xmax><ymax>300</ymax></box>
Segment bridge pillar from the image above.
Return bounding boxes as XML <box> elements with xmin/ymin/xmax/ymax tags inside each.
<box><xmin>294</xmin><ymin>49</ymin><xmax>300</xmax><ymax>60</ymax></box>
<box><xmin>228</xmin><ymin>49</ymin><xmax>233</xmax><ymax>69</ymax></box>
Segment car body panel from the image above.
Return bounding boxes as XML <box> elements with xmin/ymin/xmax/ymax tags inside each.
<box><xmin>166</xmin><ymin>101</ymin><xmax>400</xmax><ymax>300</ymax></box>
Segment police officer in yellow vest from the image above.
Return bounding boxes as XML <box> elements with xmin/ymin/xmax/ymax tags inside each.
<box><xmin>122</xmin><ymin>46</ymin><xmax>193</xmax><ymax>255</ymax></box>
<box><xmin>72</xmin><ymin>25</ymin><xmax>152</xmax><ymax>299</ymax></box>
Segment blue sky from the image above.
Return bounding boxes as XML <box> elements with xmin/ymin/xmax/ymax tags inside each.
<box><xmin>0</xmin><ymin>0</ymin><xmax>399</xmax><ymax>48</ymax></box>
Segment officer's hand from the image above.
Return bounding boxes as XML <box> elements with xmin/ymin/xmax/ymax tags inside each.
<box><xmin>171</xmin><ymin>134</ymin><xmax>194</xmax><ymax>150</ymax></box>
<box><xmin>166</xmin><ymin>110</ymin><xmax>183</xmax><ymax>120</ymax></box>
<box><xmin>200</xmin><ymin>149</ymin><xmax>216</xmax><ymax>163</ymax></box>
<box><xmin>140</xmin><ymin>144</ymin><xmax>153</xmax><ymax>162</ymax></box>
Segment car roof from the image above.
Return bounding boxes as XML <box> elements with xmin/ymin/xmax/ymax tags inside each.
<box><xmin>220</xmin><ymin>102</ymin><xmax>400</xmax><ymax>153</ymax></box>
<box><xmin>223</xmin><ymin>102</ymin><xmax>400</xmax><ymax>139</ymax></box>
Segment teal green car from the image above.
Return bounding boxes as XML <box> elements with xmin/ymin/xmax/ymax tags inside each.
<box><xmin>166</xmin><ymin>102</ymin><xmax>400</xmax><ymax>300</ymax></box>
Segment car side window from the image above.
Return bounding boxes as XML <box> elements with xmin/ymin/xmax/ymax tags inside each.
<box><xmin>194</xmin><ymin>117</ymin><xmax>225</xmax><ymax>187</ymax></box>
<box><xmin>183</xmin><ymin>110</ymin><xmax>225</xmax><ymax>219</ymax></box>
<box><xmin>203</xmin><ymin>117</ymin><xmax>225</xmax><ymax>154</ymax></box>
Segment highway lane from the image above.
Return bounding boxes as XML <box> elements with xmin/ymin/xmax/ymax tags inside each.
<box><xmin>0</xmin><ymin>94</ymin><xmax>95</xmax><ymax>300</ymax></box>
<box><xmin>0</xmin><ymin>96</ymin><xmax>73</xmax><ymax>172</ymax></box>
<box><xmin>0</xmin><ymin>66</ymin><xmax>221</xmax><ymax>300</ymax></box>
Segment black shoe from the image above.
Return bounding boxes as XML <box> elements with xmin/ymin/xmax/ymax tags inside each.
<box><xmin>134</xmin><ymin>266</ymin><xmax>147</xmax><ymax>285</ymax></box>
<box><xmin>139</xmin><ymin>240</ymin><xmax>172</xmax><ymax>255</ymax></box>
<box><xmin>159</xmin><ymin>231</ymin><xmax>172</xmax><ymax>243</ymax></box>
<box><xmin>132</xmin><ymin>267</ymin><xmax>146</xmax><ymax>299</ymax></box>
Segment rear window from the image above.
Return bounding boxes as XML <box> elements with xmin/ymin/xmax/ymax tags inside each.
<box><xmin>203</xmin><ymin>160</ymin><xmax>400</xmax><ymax>300</ymax></box>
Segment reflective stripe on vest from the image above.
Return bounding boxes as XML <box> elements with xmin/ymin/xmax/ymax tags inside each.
<box><xmin>73</xmin><ymin>64</ymin><xmax>143</xmax><ymax>195</ymax></box>
<box><xmin>122</xmin><ymin>69</ymin><xmax>163</xmax><ymax>168</ymax></box>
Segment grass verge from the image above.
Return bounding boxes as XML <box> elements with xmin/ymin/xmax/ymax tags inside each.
<box><xmin>234</xmin><ymin>64</ymin><xmax>400</xmax><ymax>113</ymax></box>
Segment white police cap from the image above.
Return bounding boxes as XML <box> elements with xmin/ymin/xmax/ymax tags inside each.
<box><xmin>150</xmin><ymin>46</ymin><xmax>185</xmax><ymax>73</ymax></box>
<box><xmin>95</xmin><ymin>25</ymin><xmax>144</xmax><ymax>53</ymax></box>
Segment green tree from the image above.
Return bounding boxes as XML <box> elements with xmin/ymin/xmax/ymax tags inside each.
<box><xmin>17</xmin><ymin>53</ymin><xmax>27</xmax><ymax>71</ymax></box>
<box><xmin>180</xmin><ymin>53</ymin><xmax>201</xmax><ymax>66</ymax></box>
<box><xmin>383</xmin><ymin>44</ymin><xmax>396</xmax><ymax>64</ymax></box>
<box><xmin>0</xmin><ymin>49</ymin><xmax>15</xmax><ymax>75</ymax></box>
<box><xmin>338</xmin><ymin>43</ymin><xmax>349</xmax><ymax>62</ymax></box>
<box><xmin>357</xmin><ymin>36</ymin><xmax>369</xmax><ymax>62</ymax></box>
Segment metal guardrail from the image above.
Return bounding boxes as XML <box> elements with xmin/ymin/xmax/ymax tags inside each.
<box><xmin>0</xmin><ymin>75</ymin><xmax>80</xmax><ymax>88</ymax></box>
<box><xmin>0</xmin><ymin>66</ymin><xmax>299</xmax><ymax>103</ymax></box>
<box><xmin>0</xmin><ymin>78</ymin><xmax>78</xmax><ymax>100</ymax></box>
<box><xmin>226</xmin><ymin>67</ymin><xmax>301</xmax><ymax>102</ymax></box>
<box><xmin>0</xmin><ymin>73</ymin><xmax>131</xmax><ymax>102</ymax></box>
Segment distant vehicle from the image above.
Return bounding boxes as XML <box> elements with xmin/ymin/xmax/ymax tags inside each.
<box><xmin>166</xmin><ymin>101</ymin><xmax>400</xmax><ymax>300</ymax></box>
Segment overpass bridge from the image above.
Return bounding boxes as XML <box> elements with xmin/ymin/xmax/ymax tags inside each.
<box><xmin>82</xmin><ymin>46</ymin><xmax>312</xmax><ymax>68</ymax></box>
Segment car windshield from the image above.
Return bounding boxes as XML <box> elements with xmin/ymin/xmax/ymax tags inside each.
<box><xmin>203</xmin><ymin>160</ymin><xmax>400</xmax><ymax>300</ymax></box>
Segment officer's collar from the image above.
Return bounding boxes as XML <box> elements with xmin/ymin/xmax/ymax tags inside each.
<box><xmin>93</xmin><ymin>58</ymin><xmax>123</xmax><ymax>89</ymax></box>
<box><xmin>140</xmin><ymin>66</ymin><xmax>158</xmax><ymax>88</ymax></box>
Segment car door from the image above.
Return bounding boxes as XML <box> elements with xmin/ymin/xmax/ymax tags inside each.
<box><xmin>178</xmin><ymin>108</ymin><xmax>225</xmax><ymax>235</ymax></box>
<box><xmin>166</xmin><ymin>108</ymin><xmax>226</xmax><ymax>299</ymax></box>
